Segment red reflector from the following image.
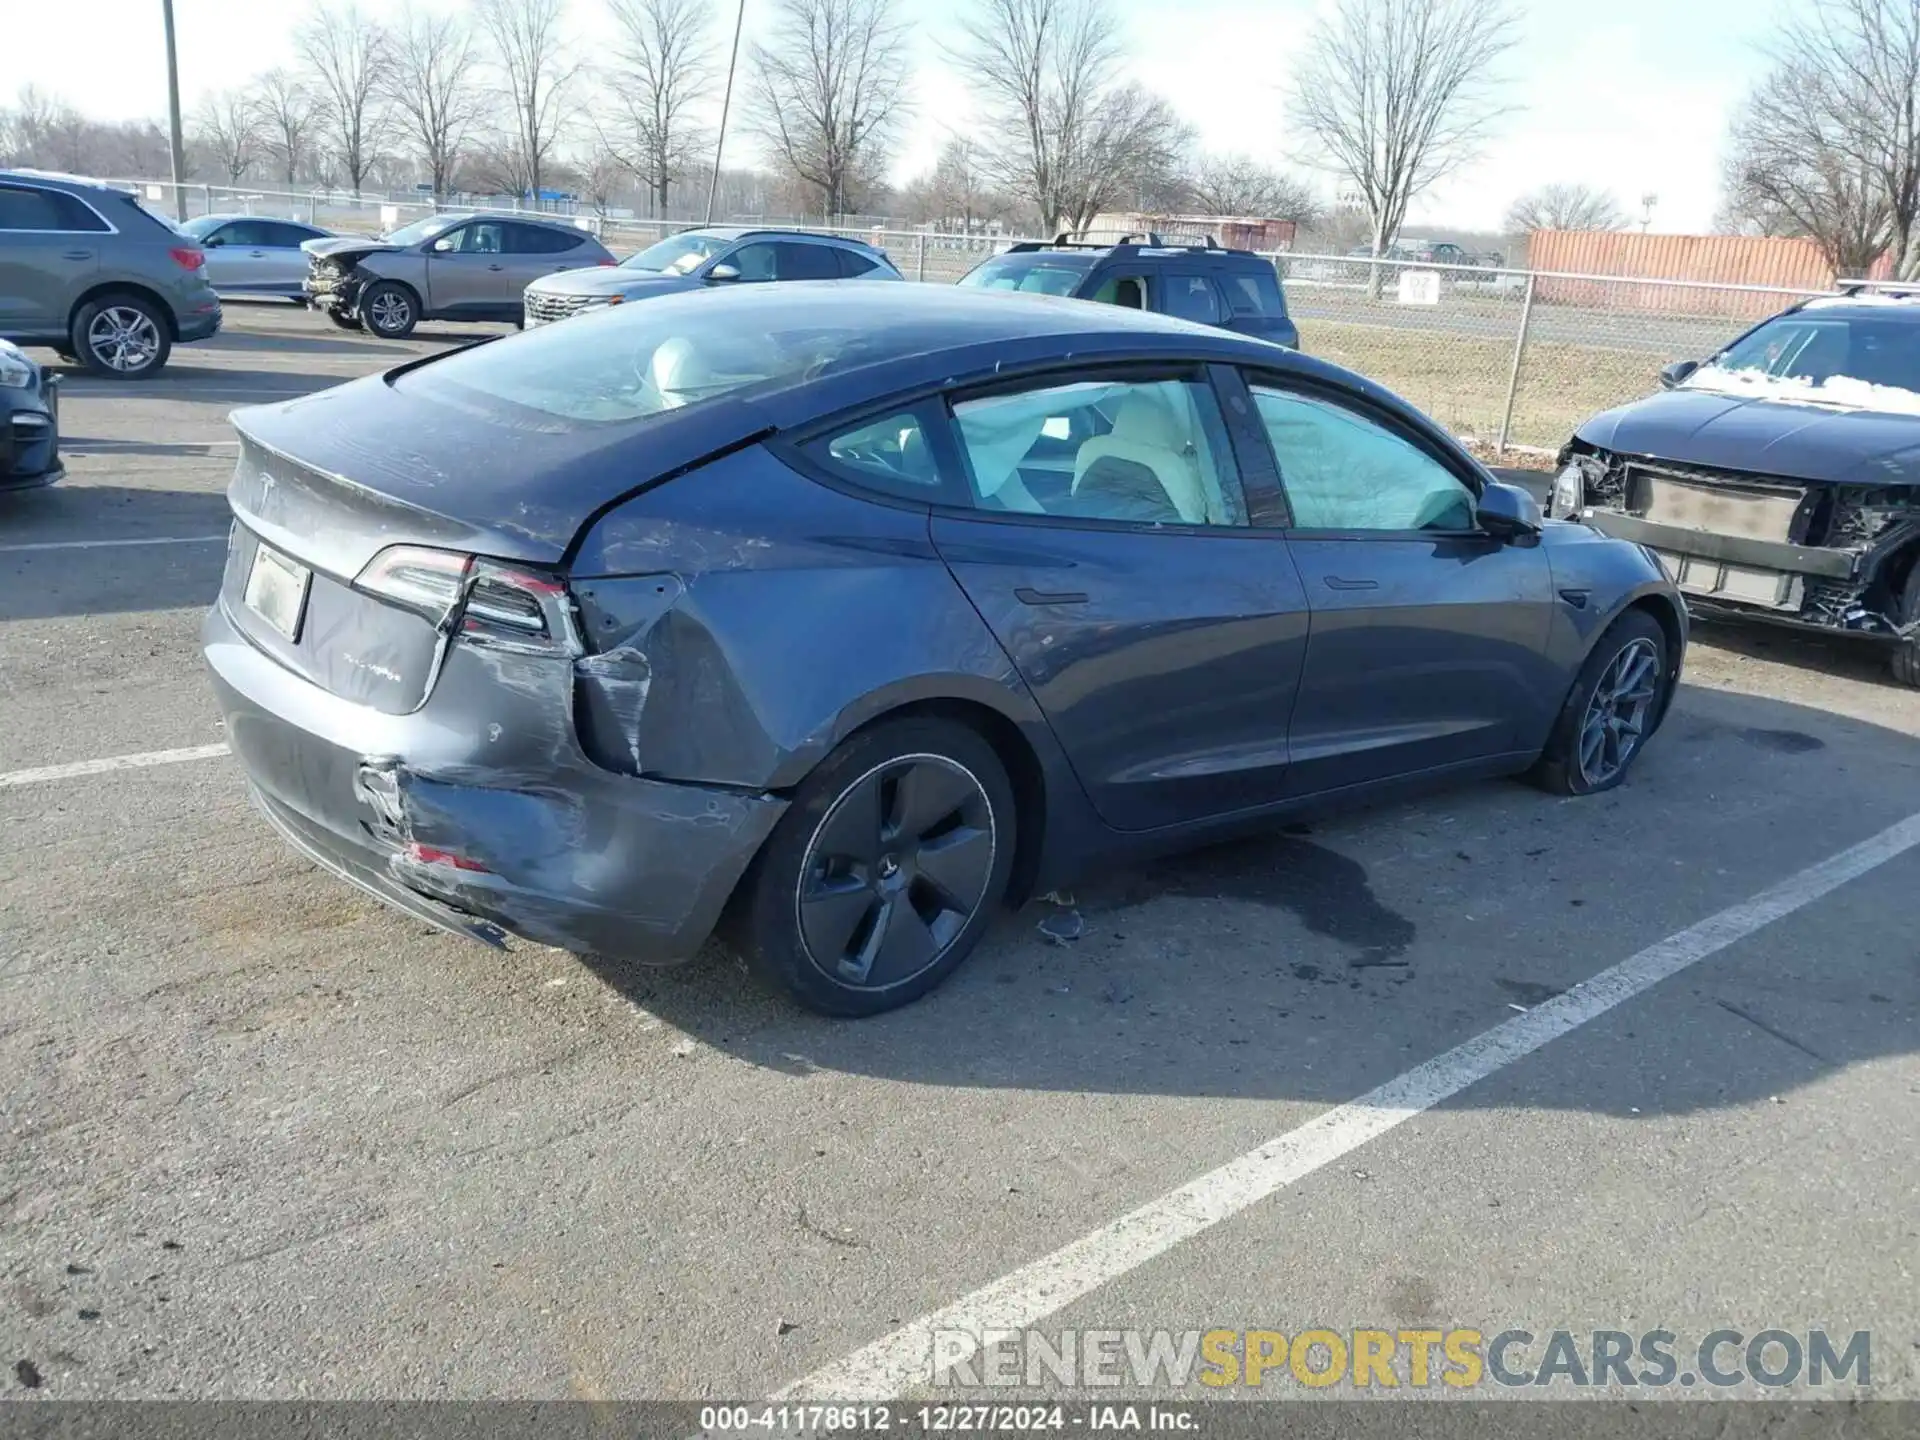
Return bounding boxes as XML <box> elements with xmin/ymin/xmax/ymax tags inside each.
<box><xmin>405</xmin><ymin>842</ymin><xmax>490</xmax><ymax>873</ymax></box>
<box><xmin>598</xmin><ymin>259</ymin><xmax>617</xmax><ymax>266</ymax></box>
<box><xmin>169</xmin><ymin>246</ymin><xmax>205</xmax><ymax>271</ymax></box>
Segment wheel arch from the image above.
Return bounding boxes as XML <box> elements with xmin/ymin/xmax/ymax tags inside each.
<box><xmin>69</xmin><ymin>282</ymin><xmax>179</xmax><ymax>340</ymax></box>
<box><xmin>1603</xmin><ymin>588</ymin><xmax>1687</xmax><ymax>734</ymax></box>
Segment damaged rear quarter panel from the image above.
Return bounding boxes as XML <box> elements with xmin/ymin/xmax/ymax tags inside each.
<box><xmin>569</xmin><ymin>445</ymin><xmax>1056</xmax><ymax>793</ymax></box>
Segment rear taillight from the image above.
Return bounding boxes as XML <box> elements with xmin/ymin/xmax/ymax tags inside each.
<box><xmin>355</xmin><ymin>545</ymin><xmax>472</xmax><ymax>620</ymax></box>
<box><xmin>169</xmin><ymin>246</ymin><xmax>205</xmax><ymax>271</ymax></box>
<box><xmin>354</xmin><ymin>545</ymin><xmax>569</xmax><ymax>645</ymax></box>
<box><xmin>598</xmin><ymin>259</ymin><xmax>617</xmax><ymax>266</ymax></box>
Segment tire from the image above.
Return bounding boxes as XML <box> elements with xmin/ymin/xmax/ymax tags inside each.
<box><xmin>359</xmin><ymin>282</ymin><xmax>418</xmax><ymax>339</ymax></box>
<box><xmin>1891</xmin><ymin>559</ymin><xmax>1920</xmax><ymax>689</ymax></box>
<box><xmin>1530</xmin><ymin>609</ymin><xmax>1670</xmax><ymax>796</ymax></box>
<box><xmin>70</xmin><ymin>294</ymin><xmax>171</xmax><ymax>378</ymax></box>
<box><xmin>734</xmin><ymin>717</ymin><xmax>1016</xmax><ymax>1017</ymax></box>
<box><xmin>325</xmin><ymin>310</ymin><xmax>364</xmax><ymax>331</ymax></box>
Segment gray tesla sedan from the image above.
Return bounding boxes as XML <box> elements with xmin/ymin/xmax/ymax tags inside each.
<box><xmin>203</xmin><ymin>283</ymin><xmax>1685</xmax><ymax>1016</ymax></box>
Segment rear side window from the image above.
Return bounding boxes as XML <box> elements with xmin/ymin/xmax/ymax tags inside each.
<box><xmin>806</xmin><ymin>409</ymin><xmax>942</xmax><ymax>497</ymax></box>
<box><xmin>511</xmin><ymin>222</ymin><xmax>587</xmax><ymax>254</ymax></box>
<box><xmin>1222</xmin><ymin>267</ymin><xmax>1287</xmax><ymax>318</ymax></box>
<box><xmin>0</xmin><ymin>184</ymin><xmax>108</xmax><ymax>232</ymax></box>
<box><xmin>775</xmin><ymin>242</ymin><xmax>840</xmax><ymax>280</ymax></box>
<box><xmin>835</xmin><ymin>248</ymin><xmax>879</xmax><ymax>277</ymax></box>
<box><xmin>264</xmin><ymin>221</ymin><xmax>321</xmax><ymax>248</ymax></box>
<box><xmin>1163</xmin><ymin>274</ymin><xmax>1223</xmax><ymax>325</ymax></box>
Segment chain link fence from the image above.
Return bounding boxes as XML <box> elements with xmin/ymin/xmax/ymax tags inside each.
<box><xmin>114</xmin><ymin>178</ymin><xmax>1840</xmax><ymax>458</ymax></box>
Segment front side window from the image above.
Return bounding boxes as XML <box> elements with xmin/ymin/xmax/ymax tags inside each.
<box><xmin>385</xmin><ymin>215</ymin><xmax>458</xmax><ymax>247</ymax></box>
<box><xmin>441</xmin><ymin>221</ymin><xmax>506</xmax><ymax>254</ymax></box>
<box><xmin>1087</xmin><ymin>274</ymin><xmax>1145</xmax><ymax>309</ymax></box>
<box><xmin>1250</xmin><ymin>385</ymin><xmax>1477</xmax><ymax>532</ymax></box>
<box><xmin>216</xmin><ymin>219</ymin><xmax>276</xmax><ymax>247</ymax></box>
<box><xmin>952</xmin><ymin>376</ymin><xmax>1245</xmax><ymax>527</ymax></box>
<box><xmin>727</xmin><ymin>242</ymin><xmax>779</xmax><ymax>281</ymax></box>
<box><xmin>1164</xmin><ymin>274</ymin><xmax>1223</xmax><ymax>325</ymax></box>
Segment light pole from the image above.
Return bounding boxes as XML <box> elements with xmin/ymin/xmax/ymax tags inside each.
<box><xmin>162</xmin><ymin>0</ymin><xmax>188</xmax><ymax>219</ymax></box>
<box><xmin>705</xmin><ymin>0</ymin><xmax>746</xmax><ymax>226</ymax></box>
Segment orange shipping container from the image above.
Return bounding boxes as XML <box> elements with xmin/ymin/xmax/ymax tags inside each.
<box><xmin>1523</xmin><ymin>231</ymin><xmax>1891</xmax><ymax>320</ymax></box>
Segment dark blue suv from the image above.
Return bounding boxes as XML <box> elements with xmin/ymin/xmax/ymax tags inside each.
<box><xmin>957</xmin><ymin>232</ymin><xmax>1300</xmax><ymax>350</ymax></box>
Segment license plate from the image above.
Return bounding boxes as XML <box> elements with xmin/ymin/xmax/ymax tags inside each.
<box><xmin>245</xmin><ymin>544</ymin><xmax>311</xmax><ymax>640</ymax></box>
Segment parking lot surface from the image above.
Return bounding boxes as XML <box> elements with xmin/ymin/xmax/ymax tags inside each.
<box><xmin>2</xmin><ymin>304</ymin><xmax>1917</xmax><ymax>1404</ymax></box>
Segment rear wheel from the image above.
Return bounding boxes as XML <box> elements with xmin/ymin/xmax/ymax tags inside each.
<box><xmin>1531</xmin><ymin>610</ymin><xmax>1669</xmax><ymax>796</ymax></box>
<box><xmin>359</xmin><ymin>282</ymin><xmax>418</xmax><ymax>339</ymax></box>
<box><xmin>71</xmin><ymin>294</ymin><xmax>171</xmax><ymax>378</ymax></box>
<box><xmin>1891</xmin><ymin>560</ymin><xmax>1920</xmax><ymax>689</ymax></box>
<box><xmin>735</xmin><ymin>717</ymin><xmax>1015</xmax><ymax>1016</ymax></box>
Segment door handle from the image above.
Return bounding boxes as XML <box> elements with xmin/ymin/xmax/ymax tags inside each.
<box><xmin>248</xmin><ymin>250</ymin><xmax>267</xmax><ymax>257</ymax></box>
<box><xmin>63</xmin><ymin>250</ymin><xmax>93</xmax><ymax>261</ymax></box>
<box><xmin>487</xmin><ymin>263</ymin><xmax>505</xmax><ymax>271</ymax></box>
<box><xmin>1015</xmin><ymin>587</ymin><xmax>1088</xmax><ymax>606</ymax></box>
<box><xmin>1323</xmin><ymin>576</ymin><xmax>1379</xmax><ymax>591</ymax></box>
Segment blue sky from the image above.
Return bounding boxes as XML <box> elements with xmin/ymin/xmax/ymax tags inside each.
<box><xmin>15</xmin><ymin>0</ymin><xmax>1787</xmax><ymax>231</ymax></box>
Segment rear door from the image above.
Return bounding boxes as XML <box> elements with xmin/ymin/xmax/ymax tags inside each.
<box><xmin>0</xmin><ymin>182</ymin><xmax>106</xmax><ymax>335</ymax></box>
<box><xmin>926</xmin><ymin>363</ymin><xmax>1312</xmax><ymax>832</ymax></box>
<box><xmin>506</xmin><ymin>221</ymin><xmax>597</xmax><ymax>289</ymax></box>
<box><xmin>1235</xmin><ymin>370</ymin><xmax>1558</xmax><ymax>795</ymax></box>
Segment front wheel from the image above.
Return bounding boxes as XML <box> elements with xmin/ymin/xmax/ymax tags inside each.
<box><xmin>734</xmin><ymin>717</ymin><xmax>1016</xmax><ymax>1016</ymax></box>
<box><xmin>71</xmin><ymin>295</ymin><xmax>171</xmax><ymax>378</ymax></box>
<box><xmin>359</xmin><ymin>282</ymin><xmax>418</xmax><ymax>339</ymax></box>
<box><xmin>1531</xmin><ymin>610</ymin><xmax>1670</xmax><ymax>796</ymax></box>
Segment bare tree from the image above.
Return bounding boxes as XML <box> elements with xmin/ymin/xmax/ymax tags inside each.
<box><xmin>579</xmin><ymin>146</ymin><xmax>628</xmax><ymax>217</ymax></box>
<box><xmin>1186</xmin><ymin>154</ymin><xmax>1322</xmax><ymax>223</ymax></box>
<box><xmin>605</xmin><ymin>0</ymin><xmax>714</xmax><ymax>218</ymax></box>
<box><xmin>1504</xmin><ymin>182</ymin><xmax>1627</xmax><ymax>234</ymax></box>
<box><xmin>955</xmin><ymin>0</ymin><xmax>1190</xmax><ymax>235</ymax></box>
<box><xmin>928</xmin><ymin>136</ymin><xmax>1004</xmax><ymax>230</ymax></box>
<box><xmin>193</xmin><ymin>89</ymin><xmax>262</xmax><ymax>185</ymax></box>
<box><xmin>385</xmin><ymin>3</ymin><xmax>483</xmax><ymax>199</ymax></box>
<box><xmin>298</xmin><ymin>2</ymin><xmax>392</xmax><ymax>193</ymax></box>
<box><xmin>748</xmin><ymin>0</ymin><xmax>913</xmax><ymax>219</ymax></box>
<box><xmin>1722</xmin><ymin>0</ymin><xmax>1920</xmax><ymax>277</ymax></box>
<box><xmin>476</xmin><ymin>0</ymin><xmax>580</xmax><ymax>205</ymax></box>
<box><xmin>1287</xmin><ymin>0</ymin><xmax>1520</xmax><ymax>278</ymax></box>
<box><xmin>252</xmin><ymin>70</ymin><xmax>319</xmax><ymax>185</ymax></box>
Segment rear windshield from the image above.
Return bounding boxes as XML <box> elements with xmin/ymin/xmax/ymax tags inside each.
<box><xmin>958</xmin><ymin>253</ymin><xmax>1095</xmax><ymax>295</ymax></box>
<box><xmin>395</xmin><ymin>306</ymin><xmax>888</xmax><ymax>425</ymax></box>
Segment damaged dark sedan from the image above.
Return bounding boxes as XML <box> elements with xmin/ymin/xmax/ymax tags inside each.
<box><xmin>1554</xmin><ymin>291</ymin><xmax>1920</xmax><ymax>686</ymax></box>
<box><xmin>204</xmin><ymin>284</ymin><xmax>1685</xmax><ymax>1015</ymax></box>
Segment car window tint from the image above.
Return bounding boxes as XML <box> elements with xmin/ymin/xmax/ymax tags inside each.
<box><xmin>1163</xmin><ymin>274</ymin><xmax>1222</xmax><ymax>325</ymax></box>
<box><xmin>268</xmin><ymin>222</ymin><xmax>322</xmax><ymax>248</ymax></box>
<box><xmin>775</xmin><ymin>242</ymin><xmax>840</xmax><ymax>280</ymax></box>
<box><xmin>1222</xmin><ymin>269</ymin><xmax>1285</xmax><ymax>317</ymax></box>
<box><xmin>952</xmin><ymin>378</ymin><xmax>1246</xmax><ymax>527</ymax></box>
<box><xmin>835</xmin><ymin>248</ymin><xmax>879</xmax><ymax>277</ymax></box>
<box><xmin>1250</xmin><ymin>386</ymin><xmax>1477</xmax><ymax>532</ymax></box>
<box><xmin>512</xmin><ymin>222</ymin><xmax>586</xmax><ymax>254</ymax></box>
<box><xmin>0</xmin><ymin>185</ymin><xmax>79</xmax><ymax>231</ymax></box>
<box><xmin>219</xmin><ymin>219</ymin><xmax>274</xmax><ymax>246</ymax></box>
<box><xmin>1087</xmin><ymin>274</ymin><xmax>1145</xmax><ymax>309</ymax></box>
<box><xmin>445</xmin><ymin>221</ymin><xmax>506</xmax><ymax>254</ymax></box>
<box><xmin>728</xmin><ymin>242</ymin><xmax>778</xmax><ymax>281</ymax></box>
<box><xmin>808</xmin><ymin>410</ymin><xmax>941</xmax><ymax>496</ymax></box>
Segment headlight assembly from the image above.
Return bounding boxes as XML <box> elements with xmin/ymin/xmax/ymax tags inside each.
<box><xmin>0</xmin><ymin>342</ymin><xmax>34</xmax><ymax>390</ymax></box>
<box><xmin>1548</xmin><ymin>461</ymin><xmax>1585</xmax><ymax>519</ymax></box>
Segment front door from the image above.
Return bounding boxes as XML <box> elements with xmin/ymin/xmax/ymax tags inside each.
<box><xmin>1238</xmin><ymin>374</ymin><xmax>1558</xmax><ymax>795</ymax></box>
<box><xmin>929</xmin><ymin>367</ymin><xmax>1311</xmax><ymax>832</ymax></box>
<box><xmin>423</xmin><ymin>219</ymin><xmax>514</xmax><ymax>315</ymax></box>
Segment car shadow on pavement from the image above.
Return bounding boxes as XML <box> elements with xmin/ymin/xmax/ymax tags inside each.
<box><xmin>581</xmin><ymin>680</ymin><xmax>1920</xmax><ymax>1119</ymax></box>
<box><xmin>199</xmin><ymin>328</ymin><xmax>399</xmax><ymax>359</ymax></box>
<box><xmin>1690</xmin><ymin>615</ymin><xmax>1906</xmax><ymax>690</ymax></box>
<box><xmin>0</xmin><ymin>486</ymin><xmax>229</xmax><ymax>621</ymax></box>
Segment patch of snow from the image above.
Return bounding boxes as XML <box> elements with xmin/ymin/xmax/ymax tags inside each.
<box><xmin>1802</xmin><ymin>292</ymin><xmax>1920</xmax><ymax>309</ymax></box>
<box><xmin>1680</xmin><ymin>364</ymin><xmax>1920</xmax><ymax>416</ymax></box>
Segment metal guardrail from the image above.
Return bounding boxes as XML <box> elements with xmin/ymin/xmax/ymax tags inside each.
<box><xmin>99</xmin><ymin>176</ymin><xmax>1850</xmax><ymax>455</ymax></box>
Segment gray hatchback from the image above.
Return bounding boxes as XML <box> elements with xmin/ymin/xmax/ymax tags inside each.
<box><xmin>0</xmin><ymin>169</ymin><xmax>223</xmax><ymax>379</ymax></box>
<box><xmin>522</xmin><ymin>227</ymin><xmax>901</xmax><ymax>326</ymax></box>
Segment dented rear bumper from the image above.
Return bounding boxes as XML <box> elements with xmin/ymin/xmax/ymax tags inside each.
<box><xmin>202</xmin><ymin>599</ymin><xmax>786</xmax><ymax>964</ymax></box>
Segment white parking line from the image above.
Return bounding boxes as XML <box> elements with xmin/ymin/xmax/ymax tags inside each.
<box><xmin>778</xmin><ymin>809</ymin><xmax>1920</xmax><ymax>1401</ymax></box>
<box><xmin>0</xmin><ymin>534</ymin><xmax>227</xmax><ymax>553</ymax></box>
<box><xmin>0</xmin><ymin>744</ymin><xmax>230</xmax><ymax>789</ymax></box>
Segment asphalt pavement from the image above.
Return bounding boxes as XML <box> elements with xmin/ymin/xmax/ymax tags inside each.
<box><xmin>1</xmin><ymin>303</ymin><xmax>1916</xmax><ymax>1409</ymax></box>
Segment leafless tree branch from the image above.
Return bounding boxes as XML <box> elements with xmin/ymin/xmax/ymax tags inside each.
<box><xmin>605</xmin><ymin>0</ymin><xmax>715</xmax><ymax>217</ymax></box>
<box><xmin>1504</xmin><ymin>182</ymin><xmax>1627</xmax><ymax>233</ymax></box>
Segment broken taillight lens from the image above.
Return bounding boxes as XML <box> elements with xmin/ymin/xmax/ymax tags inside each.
<box><xmin>354</xmin><ymin>545</ymin><xmax>472</xmax><ymax>621</ymax></box>
<box><xmin>464</xmin><ymin>561</ymin><xmax>565</xmax><ymax>639</ymax></box>
<box><xmin>353</xmin><ymin>545</ymin><xmax>568</xmax><ymax>645</ymax></box>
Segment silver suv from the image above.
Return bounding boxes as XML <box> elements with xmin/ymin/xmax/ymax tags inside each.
<box><xmin>522</xmin><ymin>227</ymin><xmax>901</xmax><ymax>326</ymax></box>
<box><xmin>0</xmin><ymin>169</ymin><xmax>223</xmax><ymax>379</ymax></box>
<box><xmin>304</xmin><ymin>212</ymin><xmax>617</xmax><ymax>339</ymax></box>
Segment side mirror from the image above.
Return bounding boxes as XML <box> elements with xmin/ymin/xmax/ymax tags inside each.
<box><xmin>204</xmin><ymin>234</ymin><xmax>226</xmax><ymax>247</ymax></box>
<box><xmin>1479</xmin><ymin>480</ymin><xmax>1544</xmax><ymax>542</ymax></box>
<box><xmin>1659</xmin><ymin>359</ymin><xmax>1699</xmax><ymax>389</ymax></box>
<box><xmin>707</xmin><ymin>262</ymin><xmax>741</xmax><ymax>283</ymax></box>
<box><xmin>431</xmin><ymin>237</ymin><xmax>454</xmax><ymax>253</ymax></box>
